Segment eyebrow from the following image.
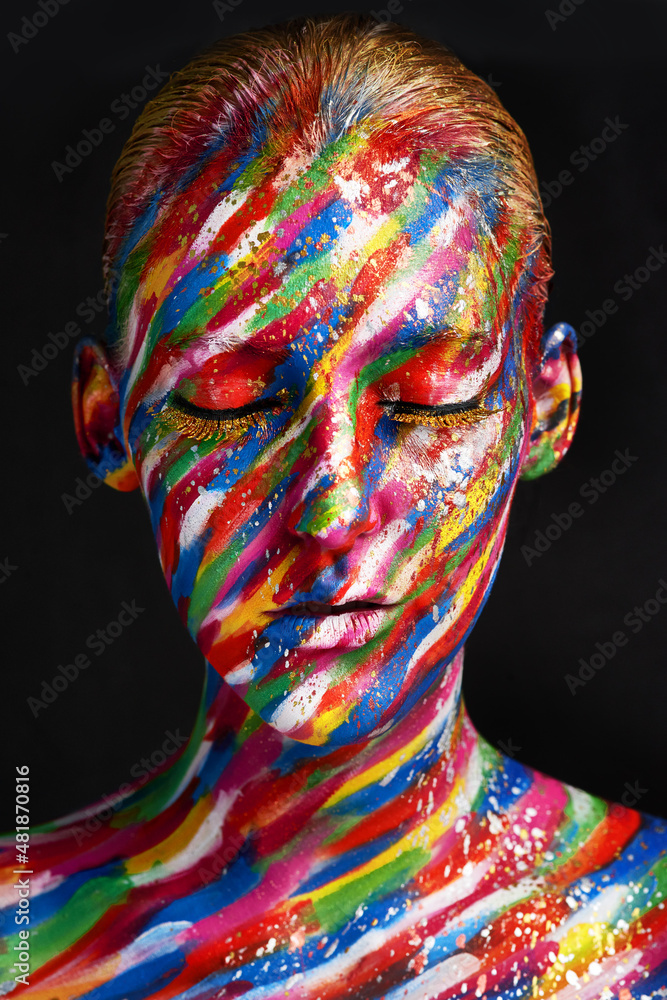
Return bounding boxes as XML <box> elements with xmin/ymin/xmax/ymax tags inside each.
<box><xmin>193</xmin><ymin>323</ymin><xmax>490</xmax><ymax>361</ymax></box>
<box><xmin>237</xmin><ymin>342</ymin><xmax>291</xmax><ymax>360</ymax></box>
<box><xmin>191</xmin><ymin>339</ymin><xmax>292</xmax><ymax>361</ymax></box>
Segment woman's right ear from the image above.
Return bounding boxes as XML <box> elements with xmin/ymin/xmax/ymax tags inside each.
<box><xmin>71</xmin><ymin>338</ymin><xmax>140</xmax><ymax>492</ymax></box>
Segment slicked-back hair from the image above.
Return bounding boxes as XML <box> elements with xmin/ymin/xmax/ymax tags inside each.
<box><xmin>103</xmin><ymin>14</ymin><xmax>552</xmax><ymax>366</ymax></box>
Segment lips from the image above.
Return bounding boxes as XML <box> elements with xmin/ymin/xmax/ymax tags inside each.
<box><xmin>281</xmin><ymin>600</ymin><xmax>388</xmax><ymax>616</ymax></box>
<box><xmin>267</xmin><ymin>599</ymin><xmax>397</xmax><ymax>650</ymax></box>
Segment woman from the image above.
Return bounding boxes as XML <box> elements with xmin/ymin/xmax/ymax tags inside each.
<box><xmin>2</xmin><ymin>14</ymin><xmax>665</xmax><ymax>999</ymax></box>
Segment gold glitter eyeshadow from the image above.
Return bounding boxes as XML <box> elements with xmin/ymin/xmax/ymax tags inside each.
<box><xmin>164</xmin><ymin>407</ymin><xmax>267</xmax><ymax>441</ymax></box>
<box><xmin>388</xmin><ymin>406</ymin><xmax>490</xmax><ymax>428</ymax></box>
<box><xmin>162</xmin><ymin>408</ymin><xmax>269</xmax><ymax>442</ymax></box>
<box><xmin>159</xmin><ymin>387</ymin><xmax>291</xmax><ymax>443</ymax></box>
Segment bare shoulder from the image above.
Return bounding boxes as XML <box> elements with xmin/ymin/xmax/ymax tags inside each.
<box><xmin>447</xmin><ymin>743</ymin><xmax>667</xmax><ymax>998</ymax></box>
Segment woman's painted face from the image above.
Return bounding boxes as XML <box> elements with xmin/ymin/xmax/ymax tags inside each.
<box><xmin>115</xmin><ymin>141</ymin><xmax>534</xmax><ymax>746</ymax></box>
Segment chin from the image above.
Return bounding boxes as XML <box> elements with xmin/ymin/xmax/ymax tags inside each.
<box><xmin>264</xmin><ymin>712</ymin><xmax>398</xmax><ymax>749</ymax></box>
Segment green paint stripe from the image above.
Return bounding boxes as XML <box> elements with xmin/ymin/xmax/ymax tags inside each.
<box><xmin>313</xmin><ymin>848</ymin><xmax>428</xmax><ymax>933</ymax></box>
<box><xmin>0</xmin><ymin>875</ymin><xmax>133</xmax><ymax>978</ymax></box>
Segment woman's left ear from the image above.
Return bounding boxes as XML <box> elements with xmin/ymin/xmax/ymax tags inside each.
<box><xmin>520</xmin><ymin>322</ymin><xmax>582</xmax><ymax>481</ymax></box>
<box><xmin>71</xmin><ymin>337</ymin><xmax>140</xmax><ymax>492</ymax></box>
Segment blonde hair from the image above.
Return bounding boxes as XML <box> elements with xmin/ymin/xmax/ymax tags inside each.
<box><xmin>103</xmin><ymin>14</ymin><xmax>552</xmax><ymax>359</ymax></box>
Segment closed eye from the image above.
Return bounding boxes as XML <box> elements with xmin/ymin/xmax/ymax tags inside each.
<box><xmin>161</xmin><ymin>392</ymin><xmax>287</xmax><ymax>441</ymax></box>
<box><xmin>170</xmin><ymin>394</ymin><xmax>285</xmax><ymax>420</ymax></box>
<box><xmin>377</xmin><ymin>398</ymin><xmax>490</xmax><ymax>428</ymax></box>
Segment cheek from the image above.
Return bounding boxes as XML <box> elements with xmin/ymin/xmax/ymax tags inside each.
<box><xmin>134</xmin><ymin>425</ymin><xmax>236</xmax><ymax>581</ymax></box>
<box><xmin>384</xmin><ymin>408</ymin><xmax>521</xmax><ymax>529</ymax></box>
<box><xmin>304</xmin><ymin>408</ymin><xmax>521</xmax><ymax>617</ymax></box>
<box><xmin>135</xmin><ymin>415</ymin><xmax>298</xmax><ymax>633</ymax></box>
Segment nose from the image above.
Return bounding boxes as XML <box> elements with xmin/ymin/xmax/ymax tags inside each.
<box><xmin>286</xmin><ymin>399</ymin><xmax>378</xmax><ymax>553</ymax></box>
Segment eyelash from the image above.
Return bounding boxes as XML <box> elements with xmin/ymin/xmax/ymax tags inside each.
<box><xmin>161</xmin><ymin>393</ymin><xmax>490</xmax><ymax>442</ymax></box>
<box><xmin>161</xmin><ymin>395</ymin><xmax>285</xmax><ymax>442</ymax></box>
<box><xmin>377</xmin><ymin>400</ymin><xmax>489</xmax><ymax>428</ymax></box>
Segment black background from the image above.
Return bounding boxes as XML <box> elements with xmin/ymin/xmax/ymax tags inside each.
<box><xmin>2</xmin><ymin>0</ymin><xmax>665</xmax><ymax>829</ymax></box>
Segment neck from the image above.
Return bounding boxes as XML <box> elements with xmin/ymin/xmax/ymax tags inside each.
<box><xmin>53</xmin><ymin>648</ymin><xmax>501</xmax><ymax>967</ymax></box>
<box><xmin>164</xmin><ymin>648</ymin><xmax>481</xmax><ymax>840</ymax></box>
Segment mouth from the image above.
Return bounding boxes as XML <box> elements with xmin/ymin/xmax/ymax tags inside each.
<box><xmin>277</xmin><ymin>600</ymin><xmax>391</xmax><ymax>616</ymax></box>
<box><xmin>266</xmin><ymin>600</ymin><xmax>397</xmax><ymax>650</ymax></box>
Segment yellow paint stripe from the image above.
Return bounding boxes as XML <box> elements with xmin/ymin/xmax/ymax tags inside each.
<box><xmin>208</xmin><ymin>548</ymin><xmax>300</xmax><ymax>645</ymax></box>
<box><xmin>140</xmin><ymin>248</ymin><xmax>183</xmax><ymax>313</ymax></box>
<box><xmin>323</xmin><ymin>720</ymin><xmax>437</xmax><ymax>808</ymax></box>
<box><xmin>308</xmin><ymin>698</ymin><xmax>354</xmax><ymax>745</ymax></box>
<box><xmin>538</xmin><ymin>922</ymin><xmax>611</xmax><ymax>992</ymax></box>
<box><xmin>326</xmin><ymin>212</ymin><xmax>403</xmax><ymax>302</ymax></box>
<box><xmin>291</xmin><ymin>772</ymin><xmax>468</xmax><ymax>905</ymax></box>
<box><xmin>124</xmin><ymin>792</ymin><xmax>213</xmax><ymax>875</ymax></box>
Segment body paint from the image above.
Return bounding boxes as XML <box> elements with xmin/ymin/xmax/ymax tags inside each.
<box><xmin>112</xmin><ymin>135</ymin><xmax>533</xmax><ymax>747</ymax></box>
<box><xmin>1</xmin><ymin>663</ymin><xmax>665</xmax><ymax>998</ymax></box>
<box><xmin>19</xmin><ymin>35</ymin><xmax>660</xmax><ymax>997</ymax></box>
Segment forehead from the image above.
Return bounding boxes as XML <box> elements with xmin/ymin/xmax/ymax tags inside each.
<box><xmin>116</xmin><ymin>137</ymin><xmax>521</xmax><ymax>382</ymax></box>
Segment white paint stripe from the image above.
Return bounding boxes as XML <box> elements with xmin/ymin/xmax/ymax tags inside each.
<box><xmin>551</xmin><ymin>948</ymin><xmax>643</xmax><ymax>1000</ymax></box>
<box><xmin>269</xmin><ymin>672</ymin><xmax>331</xmax><ymax>733</ymax></box>
<box><xmin>383</xmin><ymin>951</ymin><xmax>482</xmax><ymax>1000</ymax></box>
<box><xmin>190</xmin><ymin>188</ymin><xmax>252</xmax><ymax>259</ymax></box>
<box><xmin>130</xmin><ymin>789</ymin><xmax>236</xmax><ymax>886</ymax></box>
<box><xmin>550</xmin><ymin>884</ymin><xmax>629</xmax><ymax>939</ymax></box>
